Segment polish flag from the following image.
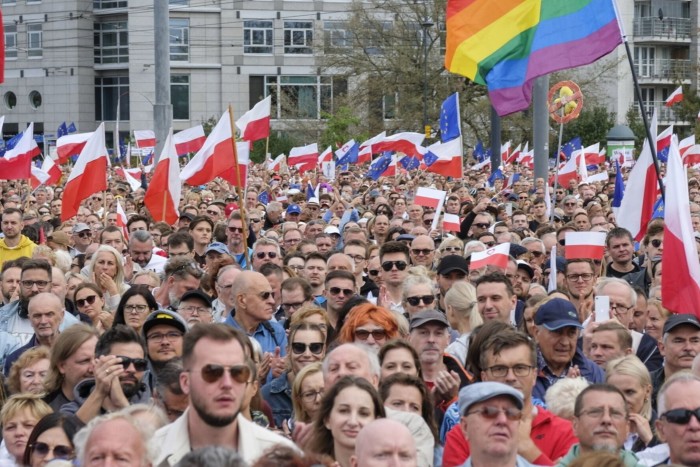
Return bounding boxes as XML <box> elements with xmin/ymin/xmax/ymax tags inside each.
<box><xmin>414</xmin><ymin>187</ymin><xmax>447</xmax><ymax>209</ymax></box>
<box><xmin>443</xmin><ymin>213</ymin><xmax>461</xmax><ymax>232</ymax></box>
<box><xmin>0</xmin><ymin>123</ymin><xmax>40</xmax><ymax>180</ymax></box>
<box><xmin>517</xmin><ymin>150</ymin><xmax>534</xmax><ymax>169</ymax></box>
<box><xmin>235</xmin><ymin>95</ymin><xmax>271</xmax><ymax>143</ymax></box>
<box><xmin>469</xmin><ymin>243</ymin><xmax>510</xmax><ymax>271</ymax></box>
<box><xmin>62</xmin><ymin>123</ymin><xmax>109</xmax><ymax>221</ymax></box>
<box><xmin>227</xmin><ymin>142</ymin><xmax>250</xmax><ymax>188</ymax></box>
<box><xmin>657</xmin><ymin>125</ymin><xmax>673</xmax><ymax>154</ymax></box>
<box><xmin>617</xmin><ymin>111</ymin><xmax>661</xmax><ymax>242</ymax></box>
<box><xmin>41</xmin><ymin>155</ymin><xmax>62</xmax><ymax>186</ymax></box>
<box><xmin>115</xmin><ymin>199</ymin><xmax>129</xmax><ymax>242</ymax></box>
<box><xmin>288</xmin><ymin>143</ymin><xmax>319</xmax><ymax>172</ymax></box>
<box><xmin>359</xmin><ymin>132</ymin><xmax>385</xmax><ymax>164</ymax></box>
<box><xmin>680</xmin><ymin>135</ymin><xmax>695</xmax><ymax>156</ymax></box>
<box><xmin>30</xmin><ymin>166</ymin><xmax>50</xmax><ymax>189</ymax></box>
<box><xmin>683</xmin><ymin>145</ymin><xmax>700</xmax><ymax>166</ymax></box>
<box><xmin>180</xmin><ymin>110</ymin><xmax>236</xmax><ymax>186</ymax></box>
<box><xmin>556</xmin><ymin>153</ymin><xmax>579</xmax><ymax>187</ymax></box>
<box><xmin>663</xmin><ymin>135</ymin><xmax>700</xmax><ymax>315</ymax></box>
<box><xmin>268</xmin><ymin>154</ymin><xmax>285</xmax><ymax>172</ymax></box>
<box><xmin>565</xmin><ymin>232</ymin><xmax>606</xmax><ymax>260</ymax></box>
<box><xmin>501</xmin><ymin>141</ymin><xmax>511</xmax><ymax>163</ymax></box>
<box><xmin>665</xmin><ymin>86</ymin><xmax>683</xmax><ymax>107</ymax></box>
<box><xmin>144</xmin><ymin>129</ymin><xmax>181</xmax><ymax>224</ymax></box>
<box><xmin>319</xmin><ymin>146</ymin><xmax>333</xmax><ymax>164</ymax></box>
<box><xmin>505</xmin><ymin>143</ymin><xmax>521</xmax><ymax>165</ymax></box>
<box><xmin>115</xmin><ymin>167</ymin><xmax>142</xmax><ymax>192</ymax></box>
<box><xmin>471</xmin><ymin>159</ymin><xmax>491</xmax><ymax>171</ymax></box>
<box><xmin>581</xmin><ymin>143</ymin><xmax>605</xmax><ymax>166</ymax></box>
<box><xmin>173</xmin><ymin>125</ymin><xmax>206</xmax><ymax>156</ymax></box>
<box><xmin>425</xmin><ymin>138</ymin><xmax>463</xmax><ymax>178</ymax></box>
<box><xmin>134</xmin><ymin>130</ymin><xmax>156</xmax><ymax>149</ymax></box>
<box><xmin>382</xmin><ymin>156</ymin><xmax>397</xmax><ymax>177</ymax></box>
<box><xmin>372</xmin><ymin>132</ymin><xmax>425</xmax><ymax>159</ymax></box>
<box><xmin>56</xmin><ymin>132</ymin><xmax>92</xmax><ymax>164</ymax></box>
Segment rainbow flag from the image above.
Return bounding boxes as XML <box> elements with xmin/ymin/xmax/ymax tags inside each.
<box><xmin>445</xmin><ymin>0</ymin><xmax>621</xmax><ymax>116</ymax></box>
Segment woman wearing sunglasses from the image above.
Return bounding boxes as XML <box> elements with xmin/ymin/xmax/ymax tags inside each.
<box><xmin>73</xmin><ymin>283</ymin><xmax>113</xmax><ymax>335</ymax></box>
<box><xmin>337</xmin><ymin>303</ymin><xmax>400</xmax><ymax>351</ymax></box>
<box><xmin>261</xmin><ymin>323</ymin><xmax>327</xmax><ymax>428</ymax></box>
<box><xmin>401</xmin><ymin>270</ymin><xmax>437</xmax><ymax>318</ymax></box>
<box><xmin>23</xmin><ymin>413</ymin><xmax>83</xmax><ymax>467</ymax></box>
<box><xmin>438</xmin><ymin>237</ymin><xmax>465</xmax><ymax>259</ymax></box>
<box><xmin>86</xmin><ymin>245</ymin><xmax>129</xmax><ymax>312</ymax></box>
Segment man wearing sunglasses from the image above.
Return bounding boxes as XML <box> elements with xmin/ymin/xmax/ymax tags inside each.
<box><xmin>70</xmin><ymin>223</ymin><xmax>93</xmax><ymax>258</ymax></box>
<box><xmin>378</xmin><ymin>241</ymin><xmax>411</xmax><ymax>314</ymax></box>
<box><xmin>655</xmin><ymin>373</ymin><xmax>700</xmax><ymax>467</ymax></box>
<box><xmin>409</xmin><ymin>235</ymin><xmax>436</xmax><ymax>269</ymax></box>
<box><xmin>63</xmin><ymin>325</ymin><xmax>151</xmax><ymax>423</ymax></box>
<box><xmin>323</xmin><ymin>270</ymin><xmax>357</xmax><ymax>330</ymax></box>
<box><xmin>251</xmin><ymin>238</ymin><xmax>282</xmax><ymax>272</ymax></box>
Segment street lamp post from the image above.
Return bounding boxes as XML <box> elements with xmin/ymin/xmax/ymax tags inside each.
<box><xmin>421</xmin><ymin>19</ymin><xmax>434</xmax><ymax>138</ymax></box>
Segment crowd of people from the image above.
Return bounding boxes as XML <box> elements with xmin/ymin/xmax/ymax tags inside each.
<box><xmin>0</xmin><ymin>160</ymin><xmax>695</xmax><ymax>467</ymax></box>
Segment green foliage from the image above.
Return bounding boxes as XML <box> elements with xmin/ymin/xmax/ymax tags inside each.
<box><xmin>250</xmin><ymin>132</ymin><xmax>299</xmax><ymax>164</ymax></box>
<box><xmin>561</xmin><ymin>106</ymin><xmax>616</xmax><ymax>147</ymax></box>
<box><xmin>625</xmin><ymin>107</ymin><xmax>646</xmax><ymax>148</ymax></box>
<box><xmin>200</xmin><ymin>115</ymin><xmax>219</xmax><ymax>136</ymax></box>
<box><xmin>320</xmin><ymin>106</ymin><xmax>365</xmax><ymax>148</ymax></box>
<box><xmin>670</xmin><ymin>85</ymin><xmax>700</xmax><ymax>139</ymax></box>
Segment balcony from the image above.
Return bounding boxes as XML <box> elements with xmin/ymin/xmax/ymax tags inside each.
<box><xmin>635</xmin><ymin>58</ymin><xmax>692</xmax><ymax>82</ymax></box>
<box><xmin>634</xmin><ymin>101</ymin><xmax>683</xmax><ymax>124</ymax></box>
<box><xmin>634</xmin><ymin>17</ymin><xmax>692</xmax><ymax>41</ymax></box>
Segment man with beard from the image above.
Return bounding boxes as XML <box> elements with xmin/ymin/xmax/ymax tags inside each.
<box><xmin>153</xmin><ymin>258</ymin><xmax>203</xmax><ymax>310</ymax></box>
<box><xmin>0</xmin><ymin>208</ymin><xmax>36</xmax><ymax>266</ymax></box>
<box><xmin>128</xmin><ymin>230</ymin><xmax>167</xmax><ymax>274</ymax></box>
<box><xmin>153</xmin><ymin>324</ymin><xmax>295</xmax><ymax>465</ymax></box>
<box><xmin>61</xmin><ymin>325</ymin><xmax>151</xmax><ymax>423</ymax></box>
<box><xmin>0</xmin><ymin>259</ymin><xmax>23</xmax><ymax>305</ymax></box>
<box><xmin>0</xmin><ymin>259</ymin><xmax>78</xmax><ymax>344</ymax></box>
<box><xmin>505</xmin><ymin>259</ymin><xmax>534</xmax><ymax>301</ymax></box>
<box><xmin>142</xmin><ymin>309</ymin><xmax>188</xmax><ymax>370</ymax></box>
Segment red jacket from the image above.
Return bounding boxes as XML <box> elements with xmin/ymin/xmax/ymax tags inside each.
<box><xmin>442</xmin><ymin>406</ymin><xmax>578</xmax><ymax>467</ymax></box>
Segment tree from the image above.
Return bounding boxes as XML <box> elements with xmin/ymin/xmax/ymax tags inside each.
<box><xmin>320</xmin><ymin>106</ymin><xmax>365</xmax><ymax>149</ymax></box>
<box><xmin>560</xmin><ymin>106</ymin><xmax>616</xmax><ymax>147</ymax></box>
<box><xmin>625</xmin><ymin>106</ymin><xmax>646</xmax><ymax>148</ymax></box>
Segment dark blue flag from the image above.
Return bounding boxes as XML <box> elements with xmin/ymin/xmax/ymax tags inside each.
<box><xmin>399</xmin><ymin>156</ymin><xmax>420</xmax><ymax>171</ymax></box>
<box><xmin>423</xmin><ymin>151</ymin><xmax>438</xmax><ymax>167</ymax></box>
<box><xmin>0</xmin><ymin>132</ymin><xmax>23</xmax><ymax>157</ymax></box>
<box><xmin>439</xmin><ymin>93</ymin><xmax>461</xmax><ymax>143</ymax></box>
<box><xmin>558</xmin><ymin>137</ymin><xmax>582</xmax><ymax>160</ymax></box>
<box><xmin>652</xmin><ymin>198</ymin><xmax>664</xmax><ymax>219</ymax></box>
<box><xmin>258</xmin><ymin>191</ymin><xmax>270</xmax><ymax>206</ymax></box>
<box><xmin>57</xmin><ymin>122</ymin><xmax>68</xmax><ymax>139</ymax></box>
<box><xmin>365</xmin><ymin>153</ymin><xmax>392</xmax><ymax>180</ymax></box>
<box><xmin>612</xmin><ymin>161</ymin><xmax>624</xmax><ymax>211</ymax></box>
<box><xmin>336</xmin><ymin>142</ymin><xmax>359</xmax><ymax>165</ymax></box>
<box><xmin>119</xmin><ymin>139</ymin><xmax>128</xmax><ymax>161</ymax></box>
<box><xmin>67</xmin><ymin>122</ymin><xmax>77</xmax><ymax>133</ymax></box>
<box><xmin>473</xmin><ymin>140</ymin><xmax>487</xmax><ymax>162</ymax></box>
<box><xmin>488</xmin><ymin>168</ymin><xmax>505</xmax><ymax>186</ymax></box>
<box><xmin>142</xmin><ymin>151</ymin><xmax>153</xmax><ymax>165</ymax></box>
<box><xmin>306</xmin><ymin>182</ymin><xmax>316</xmax><ymax>201</ymax></box>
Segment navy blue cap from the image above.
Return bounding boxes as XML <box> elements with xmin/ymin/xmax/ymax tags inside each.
<box><xmin>663</xmin><ymin>313</ymin><xmax>700</xmax><ymax>334</ymax></box>
<box><xmin>534</xmin><ymin>298</ymin><xmax>582</xmax><ymax>331</ymax></box>
<box><xmin>287</xmin><ymin>204</ymin><xmax>302</xmax><ymax>214</ymax></box>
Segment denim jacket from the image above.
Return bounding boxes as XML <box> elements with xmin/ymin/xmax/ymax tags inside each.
<box><xmin>260</xmin><ymin>370</ymin><xmax>293</xmax><ymax>428</ymax></box>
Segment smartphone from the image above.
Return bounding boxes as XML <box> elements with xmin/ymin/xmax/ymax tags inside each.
<box><xmin>506</xmin><ymin>203</ymin><xmax>513</xmax><ymax>217</ymax></box>
<box><xmin>594</xmin><ymin>296</ymin><xmax>610</xmax><ymax>322</ymax></box>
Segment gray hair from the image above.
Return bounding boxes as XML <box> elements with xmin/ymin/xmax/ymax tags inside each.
<box><xmin>322</xmin><ymin>343</ymin><xmax>380</xmax><ymax>380</ymax></box>
<box><xmin>266</xmin><ymin>201</ymin><xmax>283</xmax><ymax>213</ymax></box>
<box><xmin>401</xmin><ymin>268</ymin><xmax>434</xmax><ymax>301</ymax></box>
<box><xmin>130</xmin><ymin>230</ymin><xmax>153</xmax><ymax>245</ymax></box>
<box><xmin>657</xmin><ymin>371</ymin><xmax>700</xmax><ymax>415</ymax></box>
<box><xmin>252</xmin><ymin>237</ymin><xmax>281</xmax><ymax>256</ymax></box>
<box><xmin>177</xmin><ymin>446</ymin><xmax>247</xmax><ymax>467</ymax></box>
<box><xmin>595</xmin><ymin>277</ymin><xmax>636</xmax><ymax>307</ymax></box>
<box><xmin>120</xmin><ymin>403</ymin><xmax>169</xmax><ymax>431</ymax></box>
<box><xmin>464</xmin><ymin>240</ymin><xmax>486</xmax><ymax>257</ymax></box>
<box><xmin>544</xmin><ymin>377</ymin><xmax>590</xmax><ymax>420</ymax></box>
<box><xmin>74</xmin><ymin>411</ymin><xmax>156</xmax><ymax>466</ymax></box>
<box><xmin>521</xmin><ymin>237</ymin><xmax>545</xmax><ymax>252</ymax></box>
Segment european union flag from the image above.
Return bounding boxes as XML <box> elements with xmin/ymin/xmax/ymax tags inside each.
<box><xmin>67</xmin><ymin>122</ymin><xmax>77</xmax><ymax>133</ymax></box>
<box><xmin>488</xmin><ymin>168</ymin><xmax>505</xmax><ymax>186</ymax></box>
<box><xmin>365</xmin><ymin>153</ymin><xmax>392</xmax><ymax>180</ymax></box>
<box><xmin>657</xmin><ymin>147</ymin><xmax>669</xmax><ymax>164</ymax></box>
<box><xmin>336</xmin><ymin>142</ymin><xmax>359</xmax><ymax>165</ymax></box>
<box><xmin>306</xmin><ymin>182</ymin><xmax>316</xmax><ymax>201</ymax></box>
<box><xmin>558</xmin><ymin>137</ymin><xmax>582</xmax><ymax>160</ymax></box>
<box><xmin>612</xmin><ymin>161</ymin><xmax>624</xmax><ymax>211</ymax></box>
<box><xmin>423</xmin><ymin>151</ymin><xmax>438</xmax><ymax>167</ymax></box>
<box><xmin>142</xmin><ymin>151</ymin><xmax>153</xmax><ymax>165</ymax></box>
<box><xmin>258</xmin><ymin>191</ymin><xmax>270</xmax><ymax>206</ymax></box>
<box><xmin>652</xmin><ymin>198</ymin><xmax>664</xmax><ymax>219</ymax></box>
<box><xmin>57</xmin><ymin>122</ymin><xmax>68</xmax><ymax>139</ymax></box>
<box><xmin>473</xmin><ymin>140</ymin><xmax>487</xmax><ymax>162</ymax></box>
<box><xmin>399</xmin><ymin>156</ymin><xmax>420</xmax><ymax>171</ymax></box>
<box><xmin>439</xmin><ymin>93</ymin><xmax>461</xmax><ymax>143</ymax></box>
<box><xmin>0</xmin><ymin>132</ymin><xmax>23</xmax><ymax>157</ymax></box>
<box><xmin>119</xmin><ymin>139</ymin><xmax>128</xmax><ymax>161</ymax></box>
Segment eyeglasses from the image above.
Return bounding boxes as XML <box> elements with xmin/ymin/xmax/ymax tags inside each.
<box><xmin>249</xmin><ymin>218</ymin><xmax>261</xmax><ymax>223</ymax></box>
<box><xmin>77</xmin><ymin>231</ymin><xmax>92</xmax><ymax>238</ymax></box>
<box><xmin>347</xmin><ymin>254</ymin><xmax>366</xmax><ymax>263</ymax></box>
<box><xmin>423</xmin><ymin>219</ymin><xmax>434</xmax><ymax>226</ymax></box>
<box><xmin>20</xmin><ymin>280</ymin><xmax>49</xmax><ymax>289</ymax></box>
<box><xmin>564</xmin><ymin>202</ymin><xmax>577</xmax><ymax>207</ymax></box>
<box><xmin>530</xmin><ymin>251</ymin><xmax>543</xmax><ymax>257</ymax></box>
<box><xmin>578</xmin><ymin>407</ymin><xmax>626</xmax><ymax>421</ymax></box>
<box><xmin>368</xmin><ymin>269</ymin><xmax>379</xmax><ymax>276</ymax></box>
<box><xmin>282</xmin><ymin>301</ymin><xmax>306</xmax><ymax>311</ymax></box>
<box><xmin>255</xmin><ymin>251</ymin><xmax>278</xmax><ymax>259</ymax></box>
<box><xmin>301</xmin><ymin>389</ymin><xmax>324</xmax><ymax>402</ymax></box>
<box><xmin>124</xmin><ymin>304</ymin><xmax>149</xmax><ymax>314</ymax></box>
<box><xmin>354</xmin><ymin>329</ymin><xmax>387</xmax><ymax>340</ymax></box>
<box><xmin>227</xmin><ymin>226</ymin><xmax>243</xmax><ymax>233</ymax></box>
<box><xmin>193</xmin><ymin>363</ymin><xmax>251</xmax><ymax>384</ymax></box>
<box><xmin>381</xmin><ymin>260</ymin><xmax>407</xmax><ymax>271</ymax></box>
<box><xmin>610</xmin><ymin>302</ymin><xmax>633</xmax><ymax>313</ymax></box>
<box><xmin>411</xmin><ymin>248</ymin><xmax>432</xmax><ymax>256</ymax></box>
<box><xmin>474</xmin><ymin>223</ymin><xmax>490</xmax><ymax>229</ymax></box>
<box><xmin>466</xmin><ymin>406</ymin><xmax>522</xmax><ymax>421</ymax></box>
<box><xmin>287</xmin><ymin>265</ymin><xmax>304</xmax><ymax>271</ymax></box>
<box><xmin>291</xmin><ymin>342</ymin><xmax>324</xmax><ymax>355</ymax></box>
<box><xmin>31</xmin><ymin>443</ymin><xmax>74</xmax><ymax>460</ymax></box>
<box><xmin>558</xmin><ymin>239</ymin><xmax>566</xmax><ymax>246</ymax></box>
<box><xmin>147</xmin><ymin>331</ymin><xmax>183</xmax><ymax>342</ymax></box>
<box><xmin>117</xmin><ymin>355</ymin><xmax>149</xmax><ymax>372</ymax></box>
<box><xmin>75</xmin><ymin>295</ymin><xmax>98</xmax><ymax>307</ymax></box>
<box><xmin>443</xmin><ymin>246</ymin><xmax>462</xmax><ymax>253</ymax></box>
<box><xmin>206</xmin><ymin>210</ymin><xmax>220</xmax><ymax>216</ymax></box>
<box><xmin>651</xmin><ymin>239</ymin><xmax>663</xmax><ymax>248</ymax></box>
<box><xmin>485</xmin><ymin>364</ymin><xmax>534</xmax><ymax>378</ymax></box>
<box><xmin>328</xmin><ymin>287</ymin><xmax>354</xmax><ymax>297</ymax></box>
<box><xmin>661</xmin><ymin>407</ymin><xmax>700</xmax><ymax>424</ymax></box>
<box><xmin>406</xmin><ymin>295</ymin><xmax>435</xmax><ymax>307</ymax></box>
<box><xmin>179</xmin><ymin>305</ymin><xmax>212</xmax><ymax>315</ymax></box>
<box><xmin>566</xmin><ymin>273</ymin><xmax>594</xmax><ymax>282</ymax></box>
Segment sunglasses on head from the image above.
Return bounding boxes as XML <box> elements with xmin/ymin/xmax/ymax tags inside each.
<box><xmin>196</xmin><ymin>363</ymin><xmax>251</xmax><ymax>384</ymax></box>
<box><xmin>661</xmin><ymin>407</ymin><xmax>700</xmax><ymax>425</ymax></box>
<box><xmin>329</xmin><ymin>287</ymin><xmax>354</xmax><ymax>296</ymax></box>
<box><xmin>406</xmin><ymin>295</ymin><xmax>435</xmax><ymax>306</ymax></box>
<box><xmin>381</xmin><ymin>260</ymin><xmax>407</xmax><ymax>271</ymax></box>
<box><xmin>117</xmin><ymin>355</ymin><xmax>149</xmax><ymax>372</ymax></box>
<box><xmin>255</xmin><ymin>251</ymin><xmax>277</xmax><ymax>259</ymax></box>
<box><xmin>75</xmin><ymin>295</ymin><xmax>98</xmax><ymax>308</ymax></box>
<box><xmin>291</xmin><ymin>342</ymin><xmax>324</xmax><ymax>355</ymax></box>
<box><xmin>31</xmin><ymin>442</ymin><xmax>74</xmax><ymax>460</ymax></box>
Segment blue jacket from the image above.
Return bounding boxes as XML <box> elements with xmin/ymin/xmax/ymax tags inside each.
<box><xmin>224</xmin><ymin>314</ymin><xmax>287</xmax><ymax>356</ymax></box>
<box><xmin>3</xmin><ymin>334</ymin><xmax>38</xmax><ymax>375</ymax></box>
<box><xmin>261</xmin><ymin>371</ymin><xmax>293</xmax><ymax>428</ymax></box>
<box><xmin>533</xmin><ymin>348</ymin><xmax>604</xmax><ymax>401</ymax></box>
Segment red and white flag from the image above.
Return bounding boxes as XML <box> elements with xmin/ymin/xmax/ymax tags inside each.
<box><xmin>358</xmin><ymin>132</ymin><xmax>385</xmax><ymax>164</ymax></box>
<box><xmin>56</xmin><ymin>132</ymin><xmax>92</xmax><ymax>164</ymax></box>
<box><xmin>662</xmin><ymin>135</ymin><xmax>700</xmax><ymax>315</ymax></box>
<box><xmin>665</xmin><ymin>86</ymin><xmax>683</xmax><ymax>107</ymax></box>
<box><xmin>62</xmin><ymin>123</ymin><xmax>109</xmax><ymax>221</ymax></box>
<box><xmin>144</xmin><ymin>129</ymin><xmax>181</xmax><ymax>225</ymax></box>
<box><xmin>372</xmin><ymin>132</ymin><xmax>425</xmax><ymax>159</ymax></box>
<box><xmin>235</xmin><ymin>96</ymin><xmax>271</xmax><ymax>143</ymax></box>
<box><xmin>414</xmin><ymin>187</ymin><xmax>447</xmax><ymax>209</ymax></box>
<box><xmin>617</xmin><ymin>111</ymin><xmax>661</xmax><ymax>241</ymax></box>
<box><xmin>657</xmin><ymin>125</ymin><xmax>673</xmax><ymax>155</ymax></box>
<box><xmin>680</xmin><ymin>135</ymin><xmax>695</xmax><ymax>156</ymax></box>
<box><xmin>134</xmin><ymin>130</ymin><xmax>156</xmax><ymax>149</ymax></box>
<box><xmin>115</xmin><ymin>199</ymin><xmax>129</xmax><ymax>242</ymax></box>
<box><xmin>565</xmin><ymin>231</ymin><xmax>606</xmax><ymax>260</ymax></box>
<box><xmin>115</xmin><ymin>167</ymin><xmax>142</xmax><ymax>192</ymax></box>
<box><xmin>443</xmin><ymin>213</ymin><xmax>461</xmax><ymax>232</ymax></box>
<box><xmin>319</xmin><ymin>146</ymin><xmax>333</xmax><ymax>164</ymax></box>
<box><xmin>180</xmin><ymin>110</ymin><xmax>236</xmax><ymax>186</ymax></box>
<box><xmin>501</xmin><ymin>141</ymin><xmax>511</xmax><ymax>163</ymax></box>
<box><xmin>30</xmin><ymin>166</ymin><xmax>50</xmax><ymax>189</ymax></box>
<box><xmin>505</xmin><ymin>143</ymin><xmax>521</xmax><ymax>165</ymax></box>
<box><xmin>288</xmin><ymin>143</ymin><xmax>319</xmax><ymax>171</ymax></box>
<box><xmin>556</xmin><ymin>153</ymin><xmax>579</xmax><ymax>187</ymax></box>
<box><xmin>268</xmin><ymin>154</ymin><xmax>285</xmax><ymax>172</ymax></box>
<box><xmin>228</xmin><ymin>142</ymin><xmax>250</xmax><ymax>188</ymax></box>
<box><xmin>426</xmin><ymin>138</ymin><xmax>463</xmax><ymax>178</ymax></box>
<box><xmin>173</xmin><ymin>125</ymin><xmax>206</xmax><ymax>156</ymax></box>
<box><xmin>41</xmin><ymin>155</ymin><xmax>62</xmax><ymax>186</ymax></box>
<box><xmin>469</xmin><ymin>243</ymin><xmax>510</xmax><ymax>271</ymax></box>
<box><xmin>0</xmin><ymin>123</ymin><xmax>40</xmax><ymax>180</ymax></box>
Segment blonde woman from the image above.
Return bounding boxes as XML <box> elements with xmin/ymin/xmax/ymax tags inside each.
<box><xmin>438</xmin><ymin>237</ymin><xmax>464</xmax><ymax>258</ymax></box>
<box><xmin>444</xmin><ymin>281</ymin><xmax>482</xmax><ymax>366</ymax></box>
<box><xmin>645</xmin><ymin>299</ymin><xmax>670</xmax><ymax>343</ymax></box>
<box><xmin>401</xmin><ymin>268</ymin><xmax>436</xmax><ymax>317</ymax></box>
<box><xmin>292</xmin><ymin>362</ymin><xmax>324</xmax><ymax>425</ymax></box>
<box><xmin>85</xmin><ymin>245</ymin><xmax>130</xmax><ymax>311</ymax></box>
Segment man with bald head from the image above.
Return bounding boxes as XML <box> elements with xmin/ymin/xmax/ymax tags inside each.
<box><xmin>410</xmin><ymin>235</ymin><xmax>436</xmax><ymax>269</ymax></box>
<box><xmin>213</xmin><ymin>265</ymin><xmax>240</xmax><ymax>323</ymax></box>
<box><xmin>351</xmin><ymin>418</ymin><xmax>417</xmax><ymax>467</ymax></box>
<box><xmin>4</xmin><ymin>292</ymin><xmax>64</xmax><ymax>373</ymax></box>
<box><xmin>323</xmin><ymin>343</ymin><xmax>380</xmax><ymax>388</ymax></box>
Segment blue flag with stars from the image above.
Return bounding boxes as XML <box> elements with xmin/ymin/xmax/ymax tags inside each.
<box><xmin>258</xmin><ymin>191</ymin><xmax>270</xmax><ymax>206</ymax></box>
<box><xmin>440</xmin><ymin>93</ymin><xmax>461</xmax><ymax>143</ymax></box>
<box><xmin>142</xmin><ymin>151</ymin><xmax>153</xmax><ymax>165</ymax></box>
<box><xmin>651</xmin><ymin>198</ymin><xmax>664</xmax><ymax>219</ymax></box>
<box><xmin>67</xmin><ymin>122</ymin><xmax>77</xmax><ymax>133</ymax></box>
<box><xmin>0</xmin><ymin>132</ymin><xmax>23</xmax><ymax>157</ymax></box>
<box><xmin>365</xmin><ymin>153</ymin><xmax>392</xmax><ymax>180</ymax></box>
<box><xmin>488</xmin><ymin>168</ymin><xmax>505</xmax><ymax>186</ymax></box>
<box><xmin>336</xmin><ymin>142</ymin><xmax>359</xmax><ymax>165</ymax></box>
<box><xmin>473</xmin><ymin>140</ymin><xmax>488</xmax><ymax>162</ymax></box>
<box><xmin>423</xmin><ymin>151</ymin><xmax>438</xmax><ymax>167</ymax></box>
<box><xmin>557</xmin><ymin>136</ymin><xmax>581</xmax><ymax>160</ymax></box>
<box><xmin>57</xmin><ymin>122</ymin><xmax>68</xmax><ymax>139</ymax></box>
<box><xmin>399</xmin><ymin>156</ymin><xmax>420</xmax><ymax>171</ymax></box>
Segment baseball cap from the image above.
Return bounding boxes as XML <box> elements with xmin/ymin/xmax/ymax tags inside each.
<box><xmin>509</xmin><ymin>244</ymin><xmax>528</xmax><ymax>258</ymax></box>
<box><xmin>516</xmin><ymin>260</ymin><xmax>534</xmax><ymax>279</ymax></box>
<box><xmin>308</xmin><ymin>197</ymin><xmax>320</xmax><ymax>206</ymax></box>
<box><xmin>205</xmin><ymin>242</ymin><xmax>230</xmax><ymax>256</ymax></box>
<box><xmin>437</xmin><ymin>256</ymin><xmax>468</xmax><ymax>276</ymax></box>
<box><xmin>180</xmin><ymin>290</ymin><xmax>213</xmax><ymax>308</ymax></box>
<box><xmin>663</xmin><ymin>313</ymin><xmax>700</xmax><ymax>334</ymax></box>
<box><xmin>225</xmin><ymin>203</ymin><xmax>238</xmax><ymax>217</ymax></box>
<box><xmin>179</xmin><ymin>212</ymin><xmax>195</xmax><ymax>222</ymax></box>
<box><xmin>47</xmin><ymin>231</ymin><xmax>70</xmax><ymax>248</ymax></box>
<box><xmin>287</xmin><ymin>204</ymin><xmax>302</xmax><ymax>215</ymax></box>
<box><xmin>72</xmin><ymin>223</ymin><xmax>90</xmax><ymax>233</ymax></box>
<box><xmin>534</xmin><ymin>298</ymin><xmax>583</xmax><ymax>331</ymax></box>
<box><xmin>324</xmin><ymin>226</ymin><xmax>340</xmax><ymax>236</ymax></box>
<box><xmin>544</xmin><ymin>256</ymin><xmax>566</xmax><ymax>275</ymax></box>
<box><xmin>459</xmin><ymin>382</ymin><xmax>524</xmax><ymax>416</ymax></box>
<box><xmin>409</xmin><ymin>309</ymin><xmax>449</xmax><ymax>330</ymax></box>
<box><xmin>142</xmin><ymin>309</ymin><xmax>188</xmax><ymax>337</ymax></box>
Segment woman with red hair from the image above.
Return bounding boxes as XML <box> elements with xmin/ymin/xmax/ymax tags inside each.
<box><xmin>337</xmin><ymin>303</ymin><xmax>400</xmax><ymax>351</ymax></box>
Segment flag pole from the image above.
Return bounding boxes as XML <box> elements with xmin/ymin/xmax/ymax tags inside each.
<box><xmin>161</xmin><ymin>192</ymin><xmax>167</xmax><ymax>223</ymax></box>
<box><xmin>228</xmin><ymin>104</ymin><xmax>251</xmax><ymax>270</ymax></box>
<box><xmin>551</xmin><ymin>108</ymin><xmax>565</xmax><ymax>223</ymax></box>
<box><xmin>612</xmin><ymin>0</ymin><xmax>665</xmax><ymax>202</ymax></box>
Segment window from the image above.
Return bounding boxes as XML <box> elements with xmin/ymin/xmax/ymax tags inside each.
<box><xmin>171</xmin><ymin>75</ymin><xmax>189</xmax><ymax>120</ymax></box>
<box><xmin>27</xmin><ymin>23</ymin><xmax>42</xmax><ymax>58</ymax></box>
<box><xmin>28</xmin><ymin>91</ymin><xmax>41</xmax><ymax>109</ymax></box>
<box><xmin>4</xmin><ymin>92</ymin><xmax>16</xmax><ymax>110</ymax></box>
<box><xmin>634</xmin><ymin>46</ymin><xmax>655</xmax><ymax>77</ymax></box>
<box><xmin>94</xmin><ymin>22</ymin><xmax>129</xmax><ymax>64</ymax></box>
<box><xmin>1</xmin><ymin>0</ymin><xmax>17</xmax><ymax>5</ymax></box>
<box><xmin>260</xmin><ymin>75</ymin><xmax>346</xmax><ymax>119</ymax></box>
<box><xmin>169</xmin><ymin>0</ymin><xmax>188</xmax><ymax>5</ymax></box>
<box><xmin>323</xmin><ymin>21</ymin><xmax>350</xmax><ymax>52</ymax></box>
<box><xmin>169</xmin><ymin>18</ymin><xmax>189</xmax><ymax>62</ymax></box>
<box><xmin>95</xmin><ymin>76</ymin><xmax>129</xmax><ymax>121</ymax></box>
<box><xmin>4</xmin><ymin>24</ymin><xmax>17</xmax><ymax>59</ymax></box>
<box><xmin>93</xmin><ymin>0</ymin><xmax>127</xmax><ymax>8</ymax></box>
<box><xmin>284</xmin><ymin>21</ymin><xmax>313</xmax><ymax>55</ymax></box>
<box><xmin>243</xmin><ymin>20</ymin><xmax>273</xmax><ymax>54</ymax></box>
<box><xmin>383</xmin><ymin>93</ymin><xmax>397</xmax><ymax>120</ymax></box>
